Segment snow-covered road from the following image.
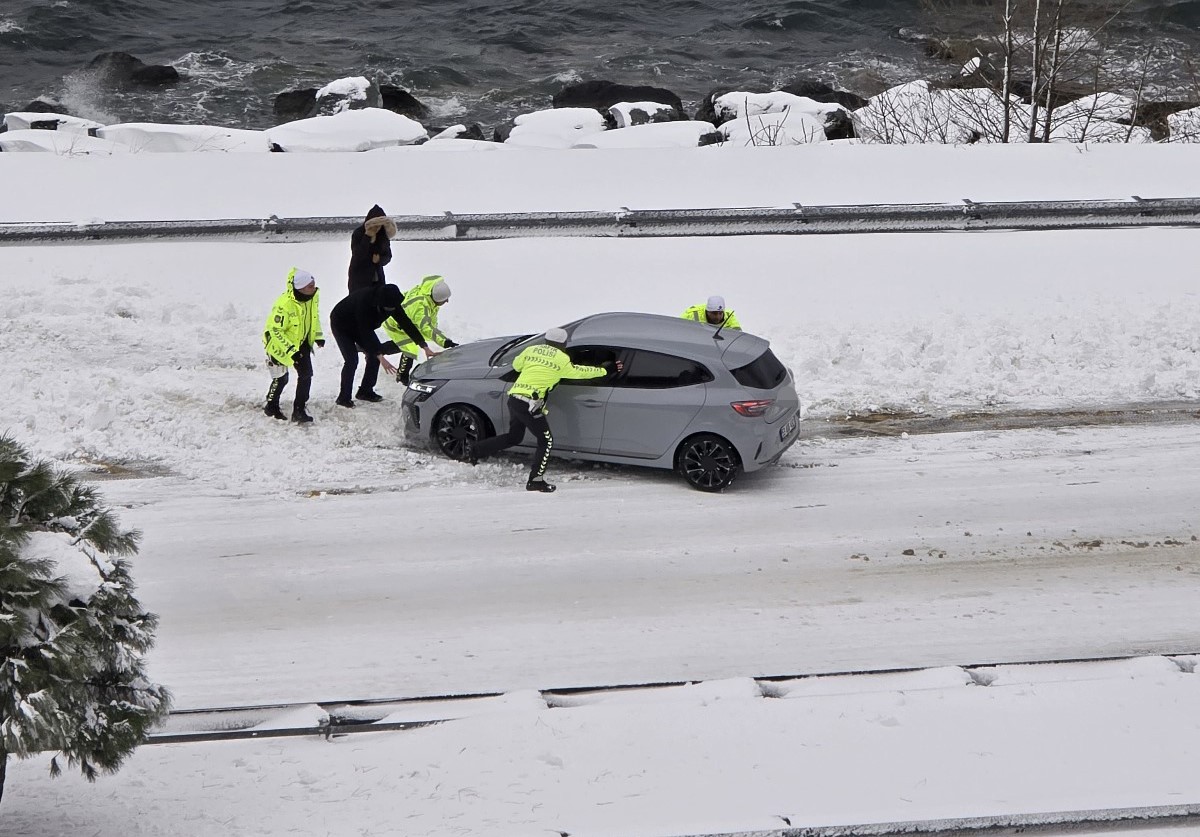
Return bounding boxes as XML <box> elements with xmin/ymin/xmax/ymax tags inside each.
<box><xmin>106</xmin><ymin>420</ymin><xmax>1199</xmax><ymax>710</ymax></box>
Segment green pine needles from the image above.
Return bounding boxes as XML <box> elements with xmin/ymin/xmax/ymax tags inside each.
<box><xmin>0</xmin><ymin>435</ymin><xmax>170</xmax><ymax>805</ymax></box>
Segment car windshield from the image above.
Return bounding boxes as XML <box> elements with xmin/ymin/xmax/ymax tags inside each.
<box><xmin>729</xmin><ymin>348</ymin><xmax>788</xmax><ymax>389</ymax></box>
<box><xmin>489</xmin><ymin>334</ymin><xmax>537</xmax><ymax>367</ymax></box>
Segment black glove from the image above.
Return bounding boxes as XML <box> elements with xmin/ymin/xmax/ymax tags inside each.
<box><xmin>316</xmin><ymin>339</ymin><xmax>325</xmax><ymax>348</ymax></box>
<box><xmin>442</xmin><ymin>338</ymin><xmax>458</xmax><ymax>348</ymax></box>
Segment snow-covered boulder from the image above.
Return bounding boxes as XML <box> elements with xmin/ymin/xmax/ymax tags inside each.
<box><xmin>315</xmin><ymin>76</ymin><xmax>378</xmax><ymax>115</ymax></box>
<box><xmin>505</xmin><ymin>107</ymin><xmax>606</xmax><ymax>148</ymax></box>
<box><xmin>3</xmin><ymin>111</ymin><xmax>104</xmax><ymax>135</ymax></box>
<box><xmin>712</xmin><ymin>91</ymin><xmax>851</xmax><ymax>141</ymax></box>
<box><xmin>1167</xmin><ymin>105</ymin><xmax>1200</xmax><ymax>142</ymax></box>
<box><xmin>1046</xmin><ymin>114</ymin><xmax>1153</xmax><ymax>143</ymax></box>
<box><xmin>1052</xmin><ymin>92</ymin><xmax>1137</xmax><ymax>124</ymax></box>
<box><xmin>717</xmin><ymin>110</ymin><xmax>828</xmax><ymax>146</ymax></box>
<box><xmin>96</xmin><ymin>123</ymin><xmax>269</xmax><ymax>152</ymax></box>
<box><xmin>712</xmin><ymin>91</ymin><xmax>845</xmax><ymax>123</ymax></box>
<box><xmin>266</xmin><ymin>107</ymin><xmax>427</xmax><ymax>152</ymax></box>
<box><xmin>574</xmin><ymin>120</ymin><xmax>717</xmax><ymax>149</ymax></box>
<box><xmin>0</xmin><ymin>129</ymin><xmax>127</xmax><ymax>155</ymax></box>
<box><xmin>609</xmin><ymin>101</ymin><xmax>680</xmax><ymax>128</ymax></box>
<box><xmin>854</xmin><ymin>80</ymin><xmax>1018</xmax><ymax>144</ymax></box>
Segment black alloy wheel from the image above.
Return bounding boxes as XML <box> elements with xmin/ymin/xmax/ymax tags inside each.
<box><xmin>677</xmin><ymin>433</ymin><xmax>741</xmax><ymax>492</ymax></box>
<box><xmin>433</xmin><ymin>405</ymin><xmax>486</xmax><ymax>461</ymax></box>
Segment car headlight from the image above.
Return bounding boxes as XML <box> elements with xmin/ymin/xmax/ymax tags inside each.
<box><xmin>408</xmin><ymin>379</ymin><xmax>446</xmax><ymax>401</ymax></box>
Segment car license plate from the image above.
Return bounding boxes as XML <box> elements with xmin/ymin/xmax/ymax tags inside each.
<box><xmin>779</xmin><ymin>409</ymin><xmax>801</xmax><ymax>441</ymax></box>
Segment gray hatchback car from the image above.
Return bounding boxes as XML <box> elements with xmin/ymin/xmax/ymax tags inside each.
<box><xmin>402</xmin><ymin>312</ymin><xmax>802</xmax><ymax>491</ymax></box>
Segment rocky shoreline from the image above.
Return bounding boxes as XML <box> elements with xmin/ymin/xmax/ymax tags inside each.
<box><xmin>3</xmin><ymin>47</ymin><xmax>1200</xmax><ymax>149</ymax></box>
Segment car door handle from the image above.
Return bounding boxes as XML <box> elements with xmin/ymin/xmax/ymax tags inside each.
<box><xmin>580</xmin><ymin>399</ymin><xmax>605</xmax><ymax>407</ymax></box>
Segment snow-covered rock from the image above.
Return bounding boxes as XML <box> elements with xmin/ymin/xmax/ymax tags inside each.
<box><xmin>712</xmin><ymin>91</ymin><xmax>846</xmax><ymax>123</ymax></box>
<box><xmin>505</xmin><ymin>107</ymin><xmax>606</xmax><ymax>148</ymax></box>
<box><xmin>1167</xmin><ymin>105</ymin><xmax>1200</xmax><ymax>142</ymax></box>
<box><xmin>1053</xmin><ymin>93</ymin><xmax>1137</xmax><ymax>124</ymax></box>
<box><xmin>266</xmin><ymin>107</ymin><xmax>427</xmax><ymax>152</ymax></box>
<box><xmin>315</xmin><ymin>75</ymin><xmax>377</xmax><ymax>114</ymax></box>
<box><xmin>609</xmin><ymin>101</ymin><xmax>679</xmax><ymax>128</ymax></box>
<box><xmin>574</xmin><ymin>121</ymin><xmax>716</xmax><ymax>149</ymax></box>
<box><xmin>3</xmin><ymin>111</ymin><xmax>104</xmax><ymax>135</ymax></box>
<box><xmin>96</xmin><ymin>123</ymin><xmax>269</xmax><ymax>152</ymax></box>
<box><xmin>718</xmin><ymin>110</ymin><xmax>828</xmax><ymax>146</ymax></box>
<box><xmin>854</xmin><ymin>81</ymin><xmax>1021</xmax><ymax>144</ymax></box>
<box><xmin>0</xmin><ymin>129</ymin><xmax>127</xmax><ymax>155</ymax></box>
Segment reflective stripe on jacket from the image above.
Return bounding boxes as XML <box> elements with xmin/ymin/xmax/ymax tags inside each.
<box><xmin>263</xmin><ymin>268</ymin><xmax>323</xmax><ymax>366</ymax></box>
<box><xmin>508</xmin><ymin>344</ymin><xmax>605</xmax><ymax>400</ymax></box>
<box><xmin>681</xmin><ymin>304</ymin><xmax>741</xmax><ymax>331</ymax></box>
<box><xmin>383</xmin><ymin>276</ymin><xmax>448</xmax><ymax>356</ymax></box>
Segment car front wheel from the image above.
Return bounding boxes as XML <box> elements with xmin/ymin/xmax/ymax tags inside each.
<box><xmin>433</xmin><ymin>404</ymin><xmax>486</xmax><ymax>461</ymax></box>
<box><xmin>676</xmin><ymin>433</ymin><xmax>741</xmax><ymax>492</ymax></box>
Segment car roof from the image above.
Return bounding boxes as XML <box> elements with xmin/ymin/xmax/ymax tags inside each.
<box><xmin>564</xmin><ymin>311</ymin><xmax>769</xmax><ymax>364</ymax></box>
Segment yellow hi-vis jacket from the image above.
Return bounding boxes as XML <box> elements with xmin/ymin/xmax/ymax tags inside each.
<box><xmin>681</xmin><ymin>304</ymin><xmax>741</xmax><ymax>331</ymax></box>
<box><xmin>508</xmin><ymin>343</ymin><xmax>605</xmax><ymax>401</ymax></box>
<box><xmin>263</xmin><ymin>268</ymin><xmax>323</xmax><ymax>366</ymax></box>
<box><xmin>383</xmin><ymin>276</ymin><xmax>450</xmax><ymax>356</ymax></box>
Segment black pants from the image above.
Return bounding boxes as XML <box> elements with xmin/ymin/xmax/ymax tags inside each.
<box><xmin>333</xmin><ymin>328</ymin><xmax>379</xmax><ymax>401</ymax></box>
<box><xmin>473</xmin><ymin>396</ymin><xmax>553</xmax><ymax>482</ymax></box>
<box><xmin>265</xmin><ymin>347</ymin><xmax>313</xmax><ymax>410</ymax></box>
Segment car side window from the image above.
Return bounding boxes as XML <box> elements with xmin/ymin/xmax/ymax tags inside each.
<box><xmin>621</xmin><ymin>349</ymin><xmax>712</xmax><ymax>389</ymax></box>
<box><xmin>558</xmin><ymin>345</ymin><xmax>621</xmax><ymax>386</ymax></box>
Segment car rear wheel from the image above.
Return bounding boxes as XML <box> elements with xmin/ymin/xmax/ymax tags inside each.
<box><xmin>676</xmin><ymin>433</ymin><xmax>741</xmax><ymax>492</ymax></box>
<box><xmin>433</xmin><ymin>404</ymin><xmax>487</xmax><ymax>461</ymax></box>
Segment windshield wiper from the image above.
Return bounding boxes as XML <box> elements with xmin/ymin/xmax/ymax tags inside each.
<box><xmin>489</xmin><ymin>334</ymin><xmax>534</xmax><ymax>367</ymax></box>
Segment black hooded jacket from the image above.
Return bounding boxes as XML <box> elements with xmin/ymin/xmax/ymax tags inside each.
<box><xmin>347</xmin><ymin>204</ymin><xmax>392</xmax><ymax>293</ymax></box>
<box><xmin>330</xmin><ymin>284</ymin><xmax>425</xmax><ymax>354</ymax></box>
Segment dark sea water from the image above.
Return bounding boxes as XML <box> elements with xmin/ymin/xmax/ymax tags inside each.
<box><xmin>1</xmin><ymin>0</ymin><xmax>1198</xmax><ymax>132</ymax></box>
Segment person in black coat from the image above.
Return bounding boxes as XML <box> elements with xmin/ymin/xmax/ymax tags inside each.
<box><xmin>347</xmin><ymin>204</ymin><xmax>395</xmax><ymax>293</ymax></box>
<box><xmin>329</xmin><ymin>284</ymin><xmax>435</xmax><ymax>407</ymax></box>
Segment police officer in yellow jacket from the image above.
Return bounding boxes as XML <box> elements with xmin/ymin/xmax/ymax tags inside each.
<box><xmin>468</xmin><ymin>327</ymin><xmax>619</xmax><ymax>492</ymax></box>
<box><xmin>682</xmin><ymin>295</ymin><xmax>741</xmax><ymax>331</ymax></box>
<box><xmin>263</xmin><ymin>267</ymin><xmax>324</xmax><ymax>423</ymax></box>
<box><xmin>383</xmin><ymin>275</ymin><xmax>458</xmax><ymax>386</ymax></box>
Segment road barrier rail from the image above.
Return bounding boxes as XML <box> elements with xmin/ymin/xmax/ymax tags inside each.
<box><xmin>3</xmin><ymin>195</ymin><xmax>1200</xmax><ymax>244</ymax></box>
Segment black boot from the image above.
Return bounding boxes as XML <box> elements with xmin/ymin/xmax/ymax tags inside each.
<box><xmin>265</xmin><ymin>375</ymin><xmax>287</xmax><ymax>420</ymax></box>
<box><xmin>355</xmin><ymin>388</ymin><xmax>384</xmax><ymax>403</ymax></box>
<box><xmin>395</xmin><ymin>355</ymin><xmax>415</xmax><ymax>386</ymax></box>
<box><xmin>292</xmin><ymin>406</ymin><xmax>313</xmax><ymax>424</ymax></box>
<box><xmin>526</xmin><ymin>479</ymin><xmax>556</xmax><ymax>493</ymax></box>
<box><xmin>336</xmin><ymin>397</ymin><xmax>355</xmax><ymax>408</ymax></box>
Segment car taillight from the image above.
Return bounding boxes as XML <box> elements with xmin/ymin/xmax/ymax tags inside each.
<box><xmin>731</xmin><ymin>399</ymin><xmax>774</xmax><ymax>417</ymax></box>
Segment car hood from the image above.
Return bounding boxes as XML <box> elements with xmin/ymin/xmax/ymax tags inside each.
<box><xmin>413</xmin><ymin>334</ymin><xmax>530</xmax><ymax>380</ymax></box>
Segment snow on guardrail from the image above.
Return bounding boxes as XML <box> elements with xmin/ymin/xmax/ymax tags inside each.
<box><xmin>3</xmin><ymin>196</ymin><xmax>1200</xmax><ymax>244</ymax></box>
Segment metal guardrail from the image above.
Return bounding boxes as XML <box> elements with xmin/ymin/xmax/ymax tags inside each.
<box><xmin>142</xmin><ymin>654</ymin><xmax>1199</xmax><ymax>835</ymax></box>
<box><xmin>693</xmin><ymin>804</ymin><xmax>1200</xmax><ymax>836</ymax></box>
<box><xmin>2</xmin><ymin>196</ymin><xmax>1200</xmax><ymax>244</ymax></box>
<box><xmin>151</xmin><ymin>651</ymin><xmax>1199</xmax><ymax>744</ymax></box>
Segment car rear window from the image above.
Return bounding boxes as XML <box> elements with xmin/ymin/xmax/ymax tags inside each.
<box><xmin>621</xmin><ymin>349</ymin><xmax>713</xmax><ymax>388</ymax></box>
<box><xmin>729</xmin><ymin>349</ymin><xmax>787</xmax><ymax>389</ymax></box>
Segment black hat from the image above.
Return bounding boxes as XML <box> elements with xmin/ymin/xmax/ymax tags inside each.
<box><xmin>379</xmin><ymin>284</ymin><xmax>404</xmax><ymax>312</ymax></box>
<box><xmin>366</xmin><ymin>204</ymin><xmax>386</xmax><ymax>220</ymax></box>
